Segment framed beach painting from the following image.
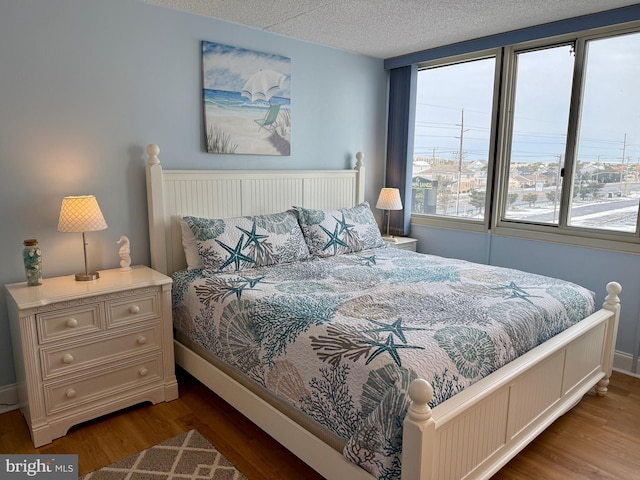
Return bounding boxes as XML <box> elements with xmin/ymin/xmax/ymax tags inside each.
<box><xmin>202</xmin><ymin>41</ymin><xmax>291</xmax><ymax>156</ymax></box>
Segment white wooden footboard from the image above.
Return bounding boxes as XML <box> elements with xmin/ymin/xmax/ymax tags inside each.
<box><xmin>402</xmin><ymin>282</ymin><xmax>622</xmax><ymax>480</ymax></box>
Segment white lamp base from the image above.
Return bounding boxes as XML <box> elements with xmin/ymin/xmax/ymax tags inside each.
<box><xmin>382</xmin><ymin>235</ymin><xmax>399</xmax><ymax>243</ymax></box>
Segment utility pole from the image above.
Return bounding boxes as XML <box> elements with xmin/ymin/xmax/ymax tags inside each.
<box><xmin>619</xmin><ymin>133</ymin><xmax>627</xmax><ymax>195</ymax></box>
<box><xmin>455</xmin><ymin>109</ymin><xmax>469</xmax><ymax>215</ymax></box>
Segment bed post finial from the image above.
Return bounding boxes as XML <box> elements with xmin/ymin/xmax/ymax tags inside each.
<box><xmin>355</xmin><ymin>151</ymin><xmax>364</xmax><ymax>169</ymax></box>
<box><xmin>146</xmin><ymin>144</ymin><xmax>160</xmax><ymax>165</ymax></box>
<box><xmin>603</xmin><ymin>281</ymin><xmax>622</xmax><ymax>310</ymax></box>
<box><xmin>407</xmin><ymin>378</ymin><xmax>434</xmax><ymax>422</ymax></box>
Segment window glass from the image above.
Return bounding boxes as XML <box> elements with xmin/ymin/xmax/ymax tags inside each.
<box><xmin>569</xmin><ymin>32</ymin><xmax>640</xmax><ymax>233</ymax></box>
<box><xmin>503</xmin><ymin>45</ymin><xmax>574</xmax><ymax>224</ymax></box>
<box><xmin>412</xmin><ymin>57</ymin><xmax>495</xmax><ymax>220</ymax></box>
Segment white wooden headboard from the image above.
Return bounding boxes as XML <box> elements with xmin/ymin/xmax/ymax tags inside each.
<box><xmin>145</xmin><ymin>144</ymin><xmax>366</xmax><ymax>275</ymax></box>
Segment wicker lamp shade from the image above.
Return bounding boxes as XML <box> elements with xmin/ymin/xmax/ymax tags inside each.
<box><xmin>376</xmin><ymin>188</ymin><xmax>403</xmax><ymax>240</ymax></box>
<box><xmin>375</xmin><ymin>188</ymin><xmax>403</xmax><ymax>211</ymax></box>
<box><xmin>58</xmin><ymin>195</ymin><xmax>108</xmax><ymax>233</ymax></box>
<box><xmin>58</xmin><ymin>195</ymin><xmax>107</xmax><ymax>281</ymax></box>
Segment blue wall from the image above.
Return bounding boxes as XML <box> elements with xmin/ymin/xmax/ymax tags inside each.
<box><xmin>0</xmin><ymin>0</ymin><xmax>387</xmax><ymax>389</ymax></box>
<box><xmin>411</xmin><ymin>224</ymin><xmax>640</xmax><ymax>372</ymax></box>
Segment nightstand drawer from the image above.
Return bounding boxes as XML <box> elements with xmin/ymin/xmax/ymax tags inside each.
<box><xmin>107</xmin><ymin>293</ymin><xmax>158</xmax><ymax>327</ymax></box>
<box><xmin>44</xmin><ymin>353</ymin><xmax>163</xmax><ymax>415</ymax></box>
<box><xmin>37</xmin><ymin>304</ymin><xmax>103</xmax><ymax>344</ymax></box>
<box><xmin>40</xmin><ymin>323</ymin><xmax>162</xmax><ymax>380</ymax></box>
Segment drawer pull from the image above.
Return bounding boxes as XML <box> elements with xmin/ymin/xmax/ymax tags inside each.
<box><xmin>138</xmin><ymin>367</ymin><xmax>149</xmax><ymax>377</ymax></box>
<box><xmin>65</xmin><ymin>388</ymin><xmax>77</xmax><ymax>399</ymax></box>
<box><xmin>66</xmin><ymin>318</ymin><xmax>78</xmax><ymax>328</ymax></box>
<box><xmin>137</xmin><ymin>335</ymin><xmax>147</xmax><ymax>345</ymax></box>
<box><xmin>62</xmin><ymin>353</ymin><xmax>74</xmax><ymax>364</ymax></box>
<box><xmin>129</xmin><ymin>305</ymin><xmax>141</xmax><ymax>314</ymax></box>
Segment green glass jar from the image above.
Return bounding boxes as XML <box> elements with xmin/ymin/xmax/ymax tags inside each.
<box><xmin>23</xmin><ymin>239</ymin><xmax>42</xmax><ymax>286</ymax></box>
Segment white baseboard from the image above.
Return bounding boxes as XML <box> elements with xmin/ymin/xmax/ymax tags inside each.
<box><xmin>613</xmin><ymin>350</ymin><xmax>639</xmax><ymax>378</ymax></box>
<box><xmin>0</xmin><ymin>383</ymin><xmax>18</xmax><ymax>414</ymax></box>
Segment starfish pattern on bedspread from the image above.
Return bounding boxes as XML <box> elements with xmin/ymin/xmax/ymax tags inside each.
<box><xmin>355</xmin><ymin>254</ymin><xmax>377</xmax><ymax>266</ymax></box>
<box><xmin>361</xmin><ymin>333</ymin><xmax>424</xmax><ymax>367</ymax></box>
<box><xmin>495</xmin><ymin>281</ymin><xmax>541</xmax><ymax>303</ymax></box>
<box><xmin>239</xmin><ymin>275</ymin><xmax>267</xmax><ymax>288</ymax></box>
<box><xmin>363</xmin><ymin>317</ymin><xmax>427</xmax><ymax>344</ymax></box>
<box><xmin>215</xmin><ymin>235</ymin><xmax>255</xmax><ymax>270</ymax></box>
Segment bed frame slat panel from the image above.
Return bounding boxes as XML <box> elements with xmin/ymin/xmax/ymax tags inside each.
<box><xmin>303</xmin><ymin>176</ymin><xmax>358</xmax><ymax>210</ymax></box>
<box><xmin>434</xmin><ymin>389</ymin><xmax>509</xmax><ymax>479</ymax></box>
<box><xmin>241</xmin><ymin>178</ymin><xmax>303</xmax><ymax>215</ymax></box>
<box><xmin>506</xmin><ymin>351</ymin><xmax>564</xmax><ymax>440</ymax></box>
<box><xmin>563</xmin><ymin>322</ymin><xmax>607</xmax><ymax>394</ymax></box>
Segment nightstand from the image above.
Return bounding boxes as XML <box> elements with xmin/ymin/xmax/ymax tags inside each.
<box><xmin>5</xmin><ymin>265</ymin><xmax>178</xmax><ymax>447</ymax></box>
<box><xmin>383</xmin><ymin>236</ymin><xmax>418</xmax><ymax>251</ymax></box>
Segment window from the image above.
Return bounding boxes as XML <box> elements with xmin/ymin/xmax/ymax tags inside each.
<box><xmin>412</xmin><ymin>56</ymin><xmax>495</xmax><ymax>221</ymax></box>
<box><xmin>503</xmin><ymin>44</ymin><xmax>574</xmax><ymax>226</ymax></box>
<box><xmin>568</xmin><ymin>32</ymin><xmax>640</xmax><ymax>234</ymax></box>
<box><xmin>411</xmin><ymin>24</ymin><xmax>640</xmax><ymax>249</ymax></box>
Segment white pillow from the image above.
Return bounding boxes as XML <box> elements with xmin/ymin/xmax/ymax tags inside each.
<box><xmin>178</xmin><ymin>216</ymin><xmax>203</xmax><ymax>270</ymax></box>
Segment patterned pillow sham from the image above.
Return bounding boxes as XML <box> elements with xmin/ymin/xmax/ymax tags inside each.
<box><xmin>182</xmin><ymin>211</ymin><xmax>311</xmax><ymax>272</ymax></box>
<box><xmin>294</xmin><ymin>202</ymin><xmax>385</xmax><ymax>257</ymax></box>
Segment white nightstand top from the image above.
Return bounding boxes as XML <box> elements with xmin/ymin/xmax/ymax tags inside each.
<box><xmin>383</xmin><ymin>236</ymin><xmax>417</xmax><ymax>245</ymax></box>
<box><xmin>383</xmin><ymin>236</ymin><xmax>418</xmax><ymax>251</ymax></box>
<box><xmin>5</xmin><ymin>265</ymin><xmax>171</xmax><ymax>309</ymax></box>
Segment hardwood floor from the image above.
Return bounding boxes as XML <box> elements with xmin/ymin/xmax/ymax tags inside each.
<box><xmin>1</xmin><ymin>369</ymin><xmax>639</xmax><ymax>479</ymax></box>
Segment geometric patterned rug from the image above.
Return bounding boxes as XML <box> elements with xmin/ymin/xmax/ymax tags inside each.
<box><xmin>79</xmin><ymin>430</ymin><xmax>248</xmax><ymax>479</ymax></box>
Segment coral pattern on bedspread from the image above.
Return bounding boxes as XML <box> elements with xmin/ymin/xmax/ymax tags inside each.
<box><xmin>171</xmin><ymin>247</ymin><xmax>595</xmax><ymax>479</ymax></box>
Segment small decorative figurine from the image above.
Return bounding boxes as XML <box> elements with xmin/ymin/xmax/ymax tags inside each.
<box><xmin>117</xmin><ymin>235</ymin><xmax>132</xmax><ymax>271</ymax></box>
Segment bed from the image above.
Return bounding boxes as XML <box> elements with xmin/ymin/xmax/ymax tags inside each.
<box><xmin>144</xmin><ymin>144</ymin><xmax>621</xmax><ymax>480</ymax></box>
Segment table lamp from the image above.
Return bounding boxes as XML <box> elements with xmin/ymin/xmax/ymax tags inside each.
<box><xmin>376</xmin><ymin>187</ymin><xmax>403</xmax><ymax>241</ymax></box>
<box><xmin>57</xmin><ymin>195</ymin><xmax>108</xmax><ymax>281</ymax></box>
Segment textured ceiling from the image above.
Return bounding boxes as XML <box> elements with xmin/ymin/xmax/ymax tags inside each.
<box><xmin>144</xmin><ymin>0</ymin><xmax>639</xmax><ymax>59</ymax></box>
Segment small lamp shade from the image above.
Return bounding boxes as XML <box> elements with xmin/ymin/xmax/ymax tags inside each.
<box><xmin>376</xmin><ymin>188</ymin><xmax>403</xmax><ymax>211</ymax></box>
<box><xmin>58</xmin><ymin>195</ymin><xmax>107</xmax><ymax>233</ymax></box>
<box><xmin>58</xmin><ymin>195</ymin><xmax>107</xmax><ymax>281</ymax></box>
<box><xmin>376</xmin><ymin>188</ymin><xmax>403</xmax><ymax>240</ymax></box>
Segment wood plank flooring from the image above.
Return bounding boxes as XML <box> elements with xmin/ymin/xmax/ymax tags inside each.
<box><xmin>1</xmin><ymin>369</ymin><xmax>638</xmax><ymax>479</ymax></box>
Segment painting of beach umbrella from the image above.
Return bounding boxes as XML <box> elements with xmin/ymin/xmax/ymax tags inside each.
<box><xmin>241</xmin><ymin>69</ymin><xmax>286</xmax><ymax>103</ymax></box>
<box><xmin>242</xmin><ymin>69</ymin><xmax>286</xmax><ymax>133</ymax></box>
<box><xmin>202</xmin><ymin>40</ymin><xmax>291</xmax><ymax>156</ymax></box>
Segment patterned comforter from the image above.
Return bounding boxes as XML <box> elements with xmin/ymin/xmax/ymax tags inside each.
<box><xmin>172</xmin><ymin>247</ymin><xmax>595</xmax><ymax>479</ymax></box>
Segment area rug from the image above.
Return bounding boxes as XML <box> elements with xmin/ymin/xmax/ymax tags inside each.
<box><xmin>80</xmin><ymin>429</ymin><xmax>248</xmax><ymax>479</ymax></box>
